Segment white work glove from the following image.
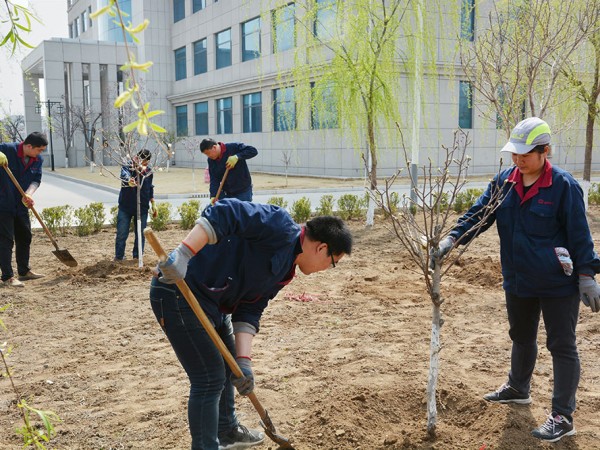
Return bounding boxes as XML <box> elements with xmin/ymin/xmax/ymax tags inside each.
<box><xmin>429</xmin><ymin>236</ymin><xmax>455</xmax><ymax>269</ymax></box>
<box><xmin>157</xmin><ymin>243</ymin><xmax>194</xmax><ymax>284</ymax></box>
<box><xmin>579</xmin><ymin>275</ymin><xmax>600</xmax><ymax>313</ymax></box>
<box><xmin>230</xmin><ymin>357</ymin><xmax>254</xmax><ymax>396</ymax></box>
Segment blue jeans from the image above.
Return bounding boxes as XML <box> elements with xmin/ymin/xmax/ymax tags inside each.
<box><xmin>0</xmin><ymin>212</ymin><xmax>32</xmax><ymax>281</ymax></box>
<box><xmin>149</xmin><ymin>278</ymin><xmax>239</xmax><ymax>450</ymax></box>
<box><xmin>505</xmin><ymin>292</ymin><xmax>580</xmax><ymax>419</ymax></box>
<box><xmin>222</xmin><ymin>186</ymin><xmax>252</xmax><ymax>202</ymax></box>
<box><xmin>115</xmin><ymin>208</ymin><xmax>147</xmax><ymax>260</ymax></box>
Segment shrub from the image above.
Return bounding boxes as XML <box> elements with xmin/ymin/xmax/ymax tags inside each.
<box><xmin>178</xmin><ymin>200</ymin><xmax>201</xmax><ymax>229</ymax></box>
<box><xmin>337</xmin><ymin>194</ymin><xmax>363</xmax><ymax>220</ymax></box>
<box><xmin>110</xmin><ymin>205</ymin><xmax>119</xmax><ymax>228</ymax></box>
<box><xmin>74</xmin><ymin>202</ymin><xmax>105</xmax><ymax>236</ymax></box>
<box><xmin>151</xmin><ymin>202</ymin><xmax>172</xmax><ymax>231</ymax></box>
<box><xmin>316</xmin><ymin>194</ymin><xmax>334</xmax><ymax>216</ymax></box>
<box><xmin>433</xmin><ymin>192</ymin><xmax>450</xmax><ymax>212</ymax></box>
<box><xmin>388</xmin><ymin>191</ymin><xmax>400</xmax><ymax>215</ymax></box>
<box><xmin>589</xmin><ymin>182</ymin><xmax>600</xmax><ymax>205</ymax></box>
<box><xmin>267</xmin><ymin>196</ymin><xmax>288</xmax><ymax>209</ymax></box>
<box><xmin>40</xmin><ymin>205</ymin><xmax>73</xmax><ymax>236</ymax></box>
<box><xmin>290</xmin><ymin>197</ymin><xmax>312</xmax><ymax>223</ymax></box>
<box><xmin>452</xmin><ymin>188</ymin><xmax>484</xmax><ymax>213</ymax></box>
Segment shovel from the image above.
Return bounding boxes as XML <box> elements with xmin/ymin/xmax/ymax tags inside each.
<box><xmin>3</xmin><ymin>165</ymin><xmax>78</xmax><ymax>267</ymax></box>
<box><xmin>144</xmin><ymin>228</ymin><xmax>294</xmax><ymax>449</ymax></box>
<box><xmin>213</xmin><ymin>167</ymin><xmax>230</xmax><ymax>203</ymax></box>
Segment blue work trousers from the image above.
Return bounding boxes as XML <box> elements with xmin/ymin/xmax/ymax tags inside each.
<box><xmin>149</xmin><ymin>278</ymin><xmax>239</xmax><ymax>450</ymax></box>
<box><xmin>115</xmin><ymin>208</ymin><xmax>147</xmax><ymax>260</ymax></box>
<box><xmin>505</xmin><ymin>291</ymin><xmax>580</xmax><ymax>419</ymax></box>
<box><xmin>0</xmin><ymin>212</ymin><xmax>31</xmax><ymax>281</ymax></box>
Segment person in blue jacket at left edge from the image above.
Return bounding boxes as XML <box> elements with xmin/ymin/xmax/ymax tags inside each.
<box><xmin>150</xmin><ymin>198</ymin><xmax>353</xmax><ymax>450</ymax></box>
<box><xmin>432</xmin><ymin>117</ymin><xmax>600</xmax><ymax>443</ymax></box>
<box><xmin>0</xmin><ymin>132</ymin><xmax>48</xmax><ymax>288</ymax></box>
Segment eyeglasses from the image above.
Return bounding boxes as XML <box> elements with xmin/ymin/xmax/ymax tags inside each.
<box><xmin>330</xmin><ymin>253</ymin><xmax>336</xmax><ymax>268</ymax></box>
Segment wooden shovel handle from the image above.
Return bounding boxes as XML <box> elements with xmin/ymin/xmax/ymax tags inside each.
<box><xmin>143</xmin><ymin>228</ymin><xmax>268</xmax><ymax>418</ymax></box>
<box><xmin>2</xmin><ymin>165</ymin><xmax>61</xmax><ymax>251</ymax></box>
<box><xmin>214</xmin><ymin>167</ymin><xmax>231</xmax><ymax>203</ymax></box>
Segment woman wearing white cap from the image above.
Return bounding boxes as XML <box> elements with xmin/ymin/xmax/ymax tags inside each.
<box><xmin>432</xmin><ymin>117</ymin><xmax>600</xmax><ymax>443</ymax></box>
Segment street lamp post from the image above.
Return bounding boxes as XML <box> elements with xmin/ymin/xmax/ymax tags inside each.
<box><xmin>35</xmin><ymin>100</ymin><xmax>63</xmax><ymax>171</ymax></box>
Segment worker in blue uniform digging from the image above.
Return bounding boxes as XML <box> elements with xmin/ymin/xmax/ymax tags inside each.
<box><xmin>150</xmin><ymin>198</ymin><xmax>353</xmax><ymax>450</ymax></box>
<box><xmin>432</xmin><ymin>117</ymin><xmax>600</xmax><ymax>443</ymax></box>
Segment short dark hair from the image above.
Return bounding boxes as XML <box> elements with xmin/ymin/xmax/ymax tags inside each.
<box><xmin>200</xmin><ymin>138</ymin><xmax>217</xmax><ymax>152</ymax></box>
<box><xmin>305</xmin><ymin>216</ymin><xmax>353</xmax><ymax>256</ymax></box>
<box><xmin>24</xmin><ymin>132</ymin><xmax>48</xmax><ymax>148</ymax></box>
<box><xmin>531</xmin><ymin>144</ymin><xmax>551</xmax><ymax>155</ymax></box>
<box><xmin>137</xmin><ymin>148</ymin><xmax>151</xmax><ymax>161</ymax></box>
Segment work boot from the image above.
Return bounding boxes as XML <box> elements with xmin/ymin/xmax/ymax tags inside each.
<box><xmin>483</xmin><ymin>383</ymin><xmax>532</xmax><ymax>404</ymax></box>
<box><xmin>18</xmin><ymin>271</ymin><xmax>45</xmax><ymax>281</ymax></box>
<box><xmin>2</xmin><ymin>277</ymin><xmax>24</xmax><ymax>287</ymax></box>
<box><xmin>218</xmin><ymin>424</ymin><xmax>265</xmax><ymax>450</ymax></box>
<box><xmin>531</xmin><ymin>412</ymin><xmax>576</xmax><ymax>442</ymax></box>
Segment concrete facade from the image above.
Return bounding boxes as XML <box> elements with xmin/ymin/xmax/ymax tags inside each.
<box><xmin>20</xmin><ymin>0</ymin><xmax>599</xmax><ymax>177</ymax></box>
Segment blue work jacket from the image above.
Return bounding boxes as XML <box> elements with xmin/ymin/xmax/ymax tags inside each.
<box><xmin>117</xmin><ymin>162</ymin><xmax>154</xmax><ymax>215</ymax></box>
<box><xmin>207</xmin><ymin>142</ymin><xmax>257</xmax><ymax>198</ymax></box>
<box><xmin>451</xmin><ymin>161</ymin><xmax>600</xmax><ymax>298</ymax></box>
<box><xmin>184</xmin><ymin>199</ymin><xmax>302</xmax><ymax>331</ymax></box>
<box><xmin>0</xmin><ymin>142</ymin><xmax>43</xmax><ymax>216</ymax></box>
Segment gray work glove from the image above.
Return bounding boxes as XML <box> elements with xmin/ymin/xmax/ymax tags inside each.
<box><xmin>231</xmin><ymin>357</ymin><xmax>254</xmax><ymax>396</ymax></box>
<box><xmin>157</xmin><ymin>243</ymin><xmax>194</xmax><ymax>284</ymax></box>
<box><xmin>429</xmin><ymin>236</ymin><xmax>455</xmax><ymax>269</ymax></box>
<box><xmin>579</xmin><ymin>275</ymin><xmax>600</xmax><ymax>313</ymax></box>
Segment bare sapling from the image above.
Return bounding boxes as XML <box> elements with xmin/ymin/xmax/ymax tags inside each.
<box><xmin>371</xmin><ymin>128</ymin><xmax>512</xmax><ymax>437</ymax></box>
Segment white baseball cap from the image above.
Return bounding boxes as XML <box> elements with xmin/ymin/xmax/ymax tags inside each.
<box><xmin>500</xmin><ymin>117</ymin><xmax>551</xmax><ymax>154</ymax></box>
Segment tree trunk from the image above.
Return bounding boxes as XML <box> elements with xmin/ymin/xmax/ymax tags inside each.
<box><xmin>136</xmin><ymin>185</ymin><xmax>143</xmax><ymax>268</ymax></box>
<box><xmin>365</xmin><ymin>117</ymin><xmax>377</xmax><ymax>227</ymax></box>
<box><xmin>584</xmin><ymin>109</ymin><xmax>595</xmax><ymax>182</ymax></box>
<box><xmin>426</xmin><ymin>262</ymin><xmax>443</xmax><ymax>437</ymax></box>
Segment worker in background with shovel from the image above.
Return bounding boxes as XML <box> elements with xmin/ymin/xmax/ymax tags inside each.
<box><xmin>150</xmin><ymin>198</ymin><xmax>352</xmax><ymax>450</ymax></box>
<box><xmin>200</xmin><ymin>138</ymin><xmax>257</xmax><ymax>205</ymax></box>
<box><xmin>0</xmin><ymin>132</ymin><xmax>49</xmax><ymax>288</ymax></box>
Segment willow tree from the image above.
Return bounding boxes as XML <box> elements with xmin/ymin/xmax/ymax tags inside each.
<box><xmin>459</xmin><ymin>0</ymin><xmax>598</xmax><ymax>137</ymax></box>
<box><xmin>269</xmin><ymin>0</ymin><xmax>444</xmax><ymax>225</ymax></box>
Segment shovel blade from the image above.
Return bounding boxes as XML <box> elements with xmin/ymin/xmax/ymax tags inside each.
<box><xmin>53</xmin><ymin>249</ymin><xmax>78</xmax><ymax>267</ymax></box>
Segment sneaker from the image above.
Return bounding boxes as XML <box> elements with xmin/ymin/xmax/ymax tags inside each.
<box><xmin>483</xmin><ymin>383</ymin><xmax>532</xmax><ymax>404</ymax></box>
<box><xmin>218</xmin><ymin>424</ymin><xmax>265</xmax><ymax>450</ymax></box>
<box><xmin>2</xmin><ymin>277</ymin><xmax>24</xmax><ymax>288</ymax></box>
<box><xmin>18</xmin><ymin>271</ymin><xmax>45</xmax><ymax>281</ymax></box>
<box><xmin>531</xmin><ymin>412</ymin><xmax>576</xmax><ymax>442</ymax></box>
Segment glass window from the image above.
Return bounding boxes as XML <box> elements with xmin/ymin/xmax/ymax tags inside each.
<box><xmin>193</xmin><ymin>0</ymin><xmax>206</xmax><ymax>13</ymax></box>
<box><xmin>193</xmin><ymin>39</ymin><xmax>207</xmax><ymax>75</ymax></box>
<box><xmin>88</xmin><ymin>6</ymin><xmax>93</xmax><ymax>28</ymax></box>
<box><xmin>176</xmin><ymin>105</ymin><xmax>188</xmax><ymax>137</ymax></box>
<box><xmin>459</xmin><ymin>81</ymin><xmax>473</xmax><ymax>129</ymax></box>
<box><xmin>174</xmin><ymin>0</ymin><xmax>185</xmax><ymax>22</ymax></box>
<box><xmin>216</xmin><ymin>97</ymin><xmax>233</xmax><ymax>134</ymax></box>
<box><xmin>313</xmin><ymin>0</ymin><xmax>336</xmax><ymax>40</ymax></box>
<box><xmin>460</xmin><ymin>0</ymin><xmax>475</xmax><ymax>41</ymax></box>
<box><xmin>73</xmin><ymin>16</ymin><xmax>79</xmax><ymax>37</ymax></box>
<box><xmin>311</xmin><ymin>82</ymin><xmax>338</xmax><ymax>129</ymax></box>
<box><xmin>81</xmin><ymin>12</ymin><xmax>87</xmax><ymax>32</ymax></box>
<box><xmin>69</xmin><ymin>22</ymin><xmax>74</xmax><ymax>38</ymax></box>
<box><xmin>273</xmin><ymin>3</ymin><xmax>295</xmax><ymax>53</ymax></box>
<box><xmin>175</xmin><ymin>46</ymin><xmax>186</xmax><ymax>81</ymax></box>
<box><xmin>243</xmin><ymin>92</ymin><xmax>262</xmax><ymax>133</ymax></box>
<box><xmin>195</xmin><ymin>102</ymin><xmax>209</xmax><ymax>135</ymax></box>
<box><xmin>273</xmin><ymin>87</ymin><xmax>296</xmax><ymax>131</ymax></box>
<box><xmin>216</xmin><ymin>29</ymin><xmax>232</xmax><ymax>69</ymax></box>
<box><xmin>242</xmin><ymin>17</ymin><xmax>261</xmax><ymax>62</ymax></box>
<box><xmin>98</xmin><ymin>0</ymin><xmax>132</xmax><ymax>42</ymax></box>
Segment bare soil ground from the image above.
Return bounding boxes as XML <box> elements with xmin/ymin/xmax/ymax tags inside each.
<box><xmin>1</xmin><ymin>207</ymin><xmax>600</xmax><ymax>450</ymax></box>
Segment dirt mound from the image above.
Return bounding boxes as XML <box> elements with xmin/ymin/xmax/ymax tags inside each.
<box><xmin>1</xmin><ymin>208</ymin><xmax>599</xmax><ymax>449</ymax></box>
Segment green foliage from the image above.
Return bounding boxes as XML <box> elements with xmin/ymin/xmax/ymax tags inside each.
<box><xmin>178</xmin><ymin>200</ymin><xmax>200</xmax><ymax>229</ymax></box>
<box><xmin>452</xmin><ymin>188</ymin><xmax>484</xmax><ymax>213</ymax></box>
<box><xmin>110</xmin><ymin>205</ymin><xmax>119</xmax><ymax>227</ymax></box>
<box><xmin>388</xmin><ymin>191</ymin><xmax>400</xmax><ymax>214</ymax></box>
<box><xmin>0</xmin><ymin>1</ymin><xmax>41</xmax><ymax>54</ymax></box>
<box><xmin>589</xmin><ymin>183</ymin><xmax>600</xmax><ymax>205</ymax></box>
<box><xmin>337</xmin><ymin>194</ymin><xmax>364</xmax><ymax>220</ymax></box>
<box><xmin>290</xmin><ymin>197</ymin><xmax>312</xmax><ymax>223</ymax></box>
<box><xmin>40</xmin><ymin>206</ymin><xmax>73</xmax><ymax>236</ymax></box>
<box><xmin>73</xmin><ymin>202</ymin><xmax>105</xmax><ymax>236</ymax></box>
<box><xmin>316</xmin><ymin>194</ymin><xmax>335</xmax><ymax>216</ymax></box>
<box><xmin>151</xmin><ymin>202</ymin><xmax>172</xmax><ymax>231</ymax></box>
<box><xmin>433</xmin><ymin>192</ymin><xmax>450</xmax><ymax>212</ymax></box>
<box><xmin>266</xmin><ymin>196</ymin><xmax>288</xmax><ymax>209</ymax></box>
<box><xmin>15</xmin><ymin>399</ymin><xmax>61</xmax><ymax>449</ymax></box>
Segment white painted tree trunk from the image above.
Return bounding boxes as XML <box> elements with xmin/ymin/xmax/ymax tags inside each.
<box><xmin>136</xmin><ymin>186</ymin><xmax>143</xmax><ymax>268</ymax></box>
<box><xmin>426</xmin><ymin>262</ymin><xmax>442</xmax><ymax>437</ymax></box>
